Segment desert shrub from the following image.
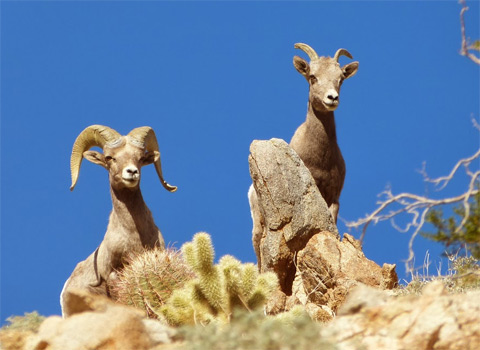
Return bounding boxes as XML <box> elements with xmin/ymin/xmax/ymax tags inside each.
<box><xmin>395</xmin><ymin>255</ymin><xmax>480</xmax><ymax>296</ymax></box>
<box><xmin>421</xmin><ymin>189</ymin><xmax>480</xmax><ymax>259</ymax></box>
<box><xmin>1</xmin><ymin>311</ymin><xmax>45</xmax><ymax>332</ymax></box>
<box><xmin>444</xmin><ymin>255</ymin><xmax>480</xmax><ymax>291</ymax></box>
<box><xmin>0</xmin><ymin>312</ymin><xmax>46</xmax><ymax>350</ymax></box>
<box><xmin>178</xmin><ymin>308</ymin><xmax>336</xmax><ymax>350</ymax></box>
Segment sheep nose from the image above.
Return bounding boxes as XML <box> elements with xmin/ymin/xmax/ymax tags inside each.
<box><xmin>327</xmin><ymin>92</ymin><xmax>339</xmax><ymax>102</ymax></box>
<box><xmin>324</xmin><ymin>89</ymin><xmax>340</xmax><ymax>109</ymax></box>
<box><xmin>123</xmin><ymin>166</ymin><xmax>140</xmax><ymax>180</ymax></box>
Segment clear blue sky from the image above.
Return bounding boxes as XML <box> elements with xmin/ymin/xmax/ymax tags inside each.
<box><xmin>1</xmin><ymin>1</ymin><xmax>479</xmax><ymax>322</ymax></box>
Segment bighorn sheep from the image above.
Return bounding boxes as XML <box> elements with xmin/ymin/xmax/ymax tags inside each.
<box><xmin>249</xmin><ymin>43</ymin><xmax>358</xmax><ymax>265</ymax></box>
<box><xmin>60</xmin><ymin>125</ymin><xmax>177</xmax><ymax>317</ymax></box>
<box><xmin>290</xmin><ymin>43</ymin><xmax>358</xmax><ymax>222</ymax></box>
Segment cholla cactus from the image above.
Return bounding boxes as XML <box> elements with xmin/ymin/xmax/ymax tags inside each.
<box><xmin>161</xmin><ymin>232</ymin><xmax>279</xmax><ymax>326</ymax></box>
<box><xmin>111</xmin><ymin>247</ymin><xmax>195</xmax><ymax>319</ymax></box>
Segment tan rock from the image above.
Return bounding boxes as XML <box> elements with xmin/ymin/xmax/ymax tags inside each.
<box><xmin>305</xmin><ymin>303</ymin><xmax>335</xmax><ymax>322</ymax></box>
<box><xmin>0</xmin><ymin>329</ymin><xmax>34</xmax><ymax>350</ymax></box>
<box><xmin>293</xmin><ymin>231</ymin><xmax>398</xmax><ymax>313</ymax></box>
<box><xmin>60</xmin><ymin>287</ymin><xmax>115</xmax><ymax>316</ymax></box>
<box><xmin>249</xmin><ymin>138</ymin><xmax>337</xmax><ymax>293</ymax></box>
<box><xmin>25</xmin><ymin>289</ymin><xmax>174</xmax><ymax>350</ymax></box>
<box><xmin>265</xmin><ymin>289</ymin><xmax>287</xmax><ymax>315</ymax></box>
<box><xmin>323</xmin><ymin>283</ymin><xmax>480</xmax><ymax>350</ymax></box>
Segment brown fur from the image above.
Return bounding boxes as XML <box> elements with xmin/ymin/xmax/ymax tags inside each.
<box><xmin>61</xmin><ymin>138</ymin><xmax>165</xmax><ymax>317</ymax></box>
<box><xmin>290</xmin><ymin>53</ymin><xmax>358</xmax><ymax>222</ymax></box>
<box><xmin>249</xmin><ymin>47</ymin><xmax>358</xmax><ymax>266</ymax></box>
<box><xmin>289</xmin><ymin>108</ymin><xmax>345</xmax><ymax>221</ymax></box>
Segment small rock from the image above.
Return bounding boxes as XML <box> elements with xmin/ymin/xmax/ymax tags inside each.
<box><xmin>422</xmin><ymin>280</ymin><xmax>447</xmax><ymax>297</ymax></box>
<box><xmin>142</xmin><ymin>319</ymin><xmax>175</xmax><ymax>345</ymax></box>
<box><xmin>266</xmin><ymin>290</ymin><xmax>287</xmax><ymax>315</ymax></box>
<box><xmin>305</xmin><ymin>303</ymin><xmax>335</xmax><ymax>322</ymax></box>
<box><xmin>337</xmin><ymin>284</ymin><xmax>391</xmax><ymax>316</ymax></box>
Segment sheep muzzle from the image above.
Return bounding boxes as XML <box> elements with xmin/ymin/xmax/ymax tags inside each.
<box><xmin>121</xmin><ymin>165</ymin><xmax>140</xmax><ymax>187</ymax></box>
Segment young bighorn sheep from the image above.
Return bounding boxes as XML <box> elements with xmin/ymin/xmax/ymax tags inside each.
<box><xmin>60</xmin><ymin>125</ymin><xmax>177</xmax><ymax>317</ymax></box>
<box><xmin>290</xmin><ymin>43</ymin><xmax>358</xmax><ymax>222</ymax></box>
<box><xmin>249</xmin><ymin>43</ymin><xmax>358</xmax><ymax>264</ymax></box>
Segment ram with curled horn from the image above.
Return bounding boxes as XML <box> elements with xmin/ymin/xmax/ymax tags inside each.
<box><xmin>249</xmin><ymin>43</ymin><xmax>359</xmax><ymax>271</ymax></box>
<box><xmin>61</xmin><ymin>125</ymin><xmax>177</xmax><ymax>317</ymax></box>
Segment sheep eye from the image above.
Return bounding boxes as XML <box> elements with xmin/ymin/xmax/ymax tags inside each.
<box><xmin>309</xmin><ymin>75</ymin><xmax>317</xmax><ymax>84</ymax></box>
<box><xmin>105</xmin><ymin>156</ymin><xmax>115</xmax><ymax>162</ymax></box>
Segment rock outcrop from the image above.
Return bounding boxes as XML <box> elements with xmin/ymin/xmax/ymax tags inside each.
<box><xmin>249</xmin><ymin>138</ymin><xmax>338</xmax><ymax>293</ymax></box>
<box><xmin>248</xmin><ymin>138</ymin><xmax>398</xmax><ymax>317</ymax></box>
<box><xmin>322</xmin><ymin>282</ymin><xmax>480</xmax><ymax>350</ymax></box>
<box><xmin>289</xmin><ymin>231</ymin><xmax>397</xmax><ymax>318</ymax></box>
<box><xmin>24</xmin><ymin>289</ymin><xmax>175</xmax><ymax>350</ymax></box>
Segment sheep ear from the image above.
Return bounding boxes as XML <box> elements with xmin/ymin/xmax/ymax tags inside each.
<box><xmin>343</xmin><ymin>61</ymin><xmax>359</xmax><ymax>79</ymax></box>
<box><xmin>143</xmin><ymin>150</ymin><xmax>159</xmax><ymax>166</ymax></box>
<box><xmin>83</xmin><ymin>151</ymin><xmax>107</xmax><ymax>168</ymax></box>
<box><xmin>293</xmin><ymin>56</ymin><xmax>310</xmax><ymax>80</ymax></box>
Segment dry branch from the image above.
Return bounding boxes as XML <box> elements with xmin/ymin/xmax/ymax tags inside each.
<box><xmin>346</xmin><ymin>148</ymin><xmax>479</xmax><ymax>274</ymax></box>
<box><xmin>460</xmin><ymin>0</ymin><xmax>480</xmax><ymax>65</ymax></box>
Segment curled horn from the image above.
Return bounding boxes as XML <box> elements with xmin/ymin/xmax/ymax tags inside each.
<box><xmin>70</xmin><ymin>125</ymin><xmax>122</xmax><ymax>191</ymax></box>
<box><xmin>333</xmin><ymin>48</ymin><xmax>353</xmax><ymax>62</ymax></box>
<box><xmin>128</xmin><ymin>127</ymin><xmax>177</xmax><ymax>193</ymax></box>
<box><xmin>294</xmin><ymin>43</ymin><xmax>319</xmax><ymax>61</ymax></box>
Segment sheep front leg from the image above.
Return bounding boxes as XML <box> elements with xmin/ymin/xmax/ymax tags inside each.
<box><xmin>248</xmin><ymin>185</ymin><xmax>264</xmax><ymax>270</ymax></box>
<box><xmin>329</xmin><ymin>202</ymin><xmax>339</xmax><ymax>224</ymax></box>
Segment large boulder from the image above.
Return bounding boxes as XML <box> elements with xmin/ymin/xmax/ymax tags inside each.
<box><xmin>249</xmin><ymin>138</ymin><xmax>337</xmax><ymax>293</ymax></box>
<box><xmin>24</xmin><ymin>289</ymin><xmax>174</xmax><ymax>350</ymax></box>
<box><xmin>290</xmin><ymin>231</ymin><xmax>397</xmax><ymax>318</ymax></box>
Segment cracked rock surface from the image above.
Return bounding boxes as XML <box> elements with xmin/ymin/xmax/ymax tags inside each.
<box><xmin>321</xmin><ymin>282</ymin><xmax>480</xmax><ymax>350</ymax></box>
<box><xmin>249</xmin><ymin>138</ymin><xmax>397</xmax><ymax>316</ymax></box>
<box><xmin>249</xmin><ymin>138</ymin><xmax>338</xmax><ymax>293</ymax></box>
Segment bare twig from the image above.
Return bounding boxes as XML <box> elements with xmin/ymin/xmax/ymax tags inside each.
<box><xmin>346</xmin><ymin>149</ymin><xmax>480</xmax><ymax>274</ymax></box>
<box><xmin>460</xmin><ymin>0</ymin><xmax>480</xmax><ymax>65</ymax></box>
<box><xmin>472</xmin><ymin>117</ymin><xmax>480</xmax><ymax>131</ymax></box>
<box><xmin>420</xmin><ymin>149</ymin><xmax>480</xmax><ymax>190</ymax></box>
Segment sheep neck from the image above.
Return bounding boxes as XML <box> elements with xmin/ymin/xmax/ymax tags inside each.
<box><xmin>109</xmin><ymin>186</ymin><xmax>156</xmax><ymax>240</ymax></box>
<box><xmin>306</xmin><ymin>102</ymin><xmax>338</xmax><ymax>141</ymax></box>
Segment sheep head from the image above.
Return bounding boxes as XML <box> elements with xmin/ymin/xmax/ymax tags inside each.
<box><xmin>293</xmin><ymin>43</ymin><xmax>359</xmax><ymax>112</ymax></box>
<box><xmin>70</xmin><ymin>125</ymin><xmax>177</xmax><ymax>192</ymax></box>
